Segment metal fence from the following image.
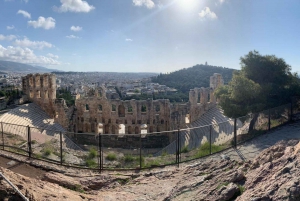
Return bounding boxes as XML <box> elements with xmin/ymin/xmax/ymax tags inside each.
<box><xmin>0</xmin><ymin>102</ymin><xmax>296</xmax><ymax>172</ymax></box>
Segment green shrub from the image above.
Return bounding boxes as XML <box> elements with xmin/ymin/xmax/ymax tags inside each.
<box><xmin>43</xmin><ymin>148</ymin><xmax>52</xmax><ymax>156</ymax></box>
<box><xmin>85</xmin><ymin>159</ymin><xmax>97</xmax><ymax>168</ymax></box>
<box><xmin>106</xmin><ymin>153</ymin><xmax>117</xmax><ymax>161</ymax></box>
<box><xmin>88</xmin><ymin>147</ymin><xmax>97</xmax><ymax>159</ymax></box>
<box><xmin>124</xmin><ymin>155</ymin><xmax>136</xmax><ymax>162</ymax></box>
<box><xmin>180</xmin><ymin>146</ymin><xmax>189</xmax><ymax>153</ymax></box>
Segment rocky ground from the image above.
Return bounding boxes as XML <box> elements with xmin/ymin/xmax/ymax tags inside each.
<box><xmin>1</xmin><ymin>139</ymin><xmax>300</xmax><ymax>200</ymax></box>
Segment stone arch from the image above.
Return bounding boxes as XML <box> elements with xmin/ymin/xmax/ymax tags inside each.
<box><xmin>112</xmin><ymin>125</ymin><xmax>116</xmax><ymax>134</ymax></box>
<box><xmin>119</xmin><ymin>124</ymin><xmax>125</xmax><ymax>134</ymax></box>
<box><xmin>128</xmin><ymin>126</ymin><xmax>133</xmax><ymax>134</ymax></box>
<box><xmin>85</xmin><ymin>123</ymin><xmax>89</xmax><ymax>132</ymax></box>
<box><xmin>157</xmin><ymin>126</ymin><xmax>160</xmax><ymax>132</ymax></box>
<box><xmin>98</xmin><ymin>123</ymin><xmax>103</xmax><ymax>134</ymax></box>
<box><xmin>141</xmin><ymin>124</ymin><xmax>147</xmax><ymax>134</ymax></box>
<box><xmin>105</xmin><ymin>125</ymin><xmax>109</xmax><ymax>134</ymax></box>
<box><xmin>149</xmin><ymin>126</ymin><xmax>154</xmax><ymax>133</ymax></box>
<box><xmin>118</xmin><ymin>105</ymin><xmax>125</xmax><ymax>117</ymax></box>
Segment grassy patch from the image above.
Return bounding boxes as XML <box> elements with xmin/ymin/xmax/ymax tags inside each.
<box><xmin>68</xmin><ymin>184</ymin><xmax>85</xmax><ymax>193</ymax></box>
<box><xmin>180</xmin><ymin>146</ymin><xmax>189</xmax><ymax>153</ymax></box>
<box><xmin>217</xmin><ymin>182</ymin><xmax>229</xmax><ymax>189</ymax></box>
<box><xmin>116</xmin><ymin>178</ymin><xmax>130</xmax><ymax>185</ymax></box>
<box><xmin>124</xmin><ymin>155</ymin><xmax>136</xmax><ymax>162</ymax></box>
<box><xmin>85</xmin><ymin>159</ymin><xmax>97</xmax><ymax>168</ymax></box>
<box><xmin>43</xmin><ymin>147</ymin><xmax>52</xmax><ymax>156</ymax></box>
<box><xmin>88</xmin><ymin>147</ymin><xmax>97</xmax><ymax>159</ymax></box>
<box><xmin>106</xmin><ymin>152</ymin><xmax>117</xmax><ymax>161</ymax></box>
<box><xmin>193</xmin><ymin>142</ymin><xmax>225</xmax><ymax>159</ymax></box>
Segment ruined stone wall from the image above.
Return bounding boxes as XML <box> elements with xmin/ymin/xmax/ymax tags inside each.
<box><xmin>22</xmin><ymin>74</ymin><xmax>57</xmax><ymax>117</ymax></box>
<box><xmin>22</xmin><ymin>73</ymin><xmax>224</xmax><ymax>134</ymax></box>
<box><xmin>74</xmin><ymin>94</ymin><xmax>172</xmax><ymax>134</ymax></box>
<box><xmin>22</xmin><ymin>73</ymin><xmax>69</xmax><ymax>129</ymax></box>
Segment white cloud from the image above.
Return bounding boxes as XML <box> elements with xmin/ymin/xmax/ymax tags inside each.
<box><xmin>47</xmin><ymin>53</ymin><xmax>59</xmax><ymax>59</ymax></box>
<box><xmin>28</xmin><ymin>17</ymin><xmax>56</xmax><ymax>30</ymax></box>
<box><xmin>6</xmin><ymin>25</ymin><xmax>15</xmax><ymax>30</ymax></box>
<box><xmin>199</xmin><ymin>7</ymin><xmax>218</xmax><ymax>20</ymax></box>
<box><xmin>54</xmin><ymin>0</ymin><xmax>95</xmax><ymax>13</ymax></box>
<box><xmin>133</xmin><ymin>0</ymin><xmax>155</xmax><ymax>9</ymax></box>
<box><xmin>0</xmin><ymin>45</ymin><xmax>60</xmax><ymax>65</ymax></box>
<box><xmin>17</xmin><ymin>10</ymin><xmax>31</xmax><ymax>19</ymax></box>
<box><xmin>14</xmin><ymin>38</ymin><xmax>53</xmax><ymax>49</ymax></box>
<box><xmin>70</xmin><ymin>26</ymin><xmax>82</xmax><ymax>32</ymax></box>
<box><xmin>125</xmin><ymin>38</ymin><xmax>133</xmax><ymax>42</ymax></box>
<box><xmin>0</xmin><ymin>34</ymin><xmax>17</xmax><ymax>41</ymax></box>
<box><xmin>66</xmin><ymin>35</ymin><xmax>80</xmax><ymax>39</ymax></box>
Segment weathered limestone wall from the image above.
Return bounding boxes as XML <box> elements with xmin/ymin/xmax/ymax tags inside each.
<box><xmin>22</xmin><ymin>73</ymin><xmax>224</xmax><ymax>135</ymax></box>
<box><xmin>22</xmin><ymin>73</ymin><xmax>69</xmax><ymax>129</ymax></box>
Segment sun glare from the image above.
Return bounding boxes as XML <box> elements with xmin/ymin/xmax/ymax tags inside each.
<box><xmin>177</xmin><ymin>0</ymin><xmax>198</xmax><ymax>10</ymax></box>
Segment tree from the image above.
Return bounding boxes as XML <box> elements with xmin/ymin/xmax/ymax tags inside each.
<box><xmin>215</xmin><ymin>50</ymin><xmax>300</xmax><ymax>118</ymax></box>
<box><xmin>215</xmin><ymin>73</ymin><xmax>263</xmax><ymax>118</ymax></box>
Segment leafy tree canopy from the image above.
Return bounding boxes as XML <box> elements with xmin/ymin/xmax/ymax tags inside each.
<box><xmin>215</xmin><ymin>51</ymin><xmax>300</xmax><ymax>118</ymax></box>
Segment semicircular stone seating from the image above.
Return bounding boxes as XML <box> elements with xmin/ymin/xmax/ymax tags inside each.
<box><xmin>154</xmin><ymin>106</ymin><xmax>234</xmax><ymax>156</ymax></box>
<box><xmin>0</xmin><ymin>103</ymin><xmax>81</xmax><ymax>150</ymax></box>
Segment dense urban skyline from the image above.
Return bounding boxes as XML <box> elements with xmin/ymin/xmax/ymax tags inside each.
<box><xmin>1</xmin><ymin>0</ymin><xmax>300</xmax><ymax>73</ymax></box>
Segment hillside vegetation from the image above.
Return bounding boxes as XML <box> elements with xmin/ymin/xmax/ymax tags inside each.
<box><xmin>152</xmin><ymin>64</ymin><xmax>235</xmax><ymax>94</ymax></box>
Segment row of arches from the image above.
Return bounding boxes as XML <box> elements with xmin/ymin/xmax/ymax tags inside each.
<box><xmin>77</xmin><ymin>123</ymin><xmax>166</xmax><ymax>134</ymax></box>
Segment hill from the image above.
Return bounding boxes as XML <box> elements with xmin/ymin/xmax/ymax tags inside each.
<box><xmin>152</xmin><ymin>64</ymin><xmax>236</xmax><ymax>93</ymax></box>
<box><xmin>0</xmin><ymin>60</ymin><xmax>59</xmax><ymax>73</ymax></box>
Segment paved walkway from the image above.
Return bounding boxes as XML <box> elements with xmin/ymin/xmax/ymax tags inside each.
<box><xmin>180</xmin><ymin>121</ymin><xmax>300</xmax><ymax>169</ymax></box>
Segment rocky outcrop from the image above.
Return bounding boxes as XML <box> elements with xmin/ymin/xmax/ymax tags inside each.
<box><xmin>2</xmin><ymin>139</ymin><xmax>300</xmax><ymax>200</ymax></box>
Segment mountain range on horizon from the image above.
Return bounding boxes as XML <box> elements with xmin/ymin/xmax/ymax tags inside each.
<box><xmin>0</xmin><ymin>60</ymin><xmax>61</xmax><ymax>73</ymax></box>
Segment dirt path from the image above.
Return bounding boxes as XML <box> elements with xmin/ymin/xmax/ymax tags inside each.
<box><xmin>0</xmin><ymin>156</ymin><xmax>46</xmax><ymax>179</ymax></box>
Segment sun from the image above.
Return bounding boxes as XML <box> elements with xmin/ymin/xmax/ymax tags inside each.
<box><xmin>177</xmin><ymin>0</ymin><xmax>198</xmax><ymax>10</ymax></box>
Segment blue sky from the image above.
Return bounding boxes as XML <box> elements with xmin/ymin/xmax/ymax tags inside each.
<box><xmin>1</xmin><ymin>0</ymin><xmax>300</xmax><ymax>73</ymax></box>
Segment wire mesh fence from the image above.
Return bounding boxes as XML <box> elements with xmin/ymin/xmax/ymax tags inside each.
<box><xmin>0</xmin><ymin>102</ymin><xmax>296</xmax><ymax>171</ymax></box>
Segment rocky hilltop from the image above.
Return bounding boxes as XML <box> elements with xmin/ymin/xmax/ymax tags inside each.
<box><xmin>1</xmin><ymin>139</ymin><xmax>300</xmax><ymax>201</ymax></box>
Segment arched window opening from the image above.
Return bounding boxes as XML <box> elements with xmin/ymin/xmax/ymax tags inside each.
<box><xmin>128</xmin><ymin>106</ymin><xmax>133</xmax><ymax>113</ymax></box>
<box><xmin>98</xmin><ymin>104</ymin><xmax>102</xmax><ymax>111</ymax></box>
<box><xmin>86</xmin><ymin>104</ymin><xmax>89</xmax><ymax>111</ymax></box>
<box><xmin>119</xmin><ymin>124</ymin><xmax>125</xmax><ymax>134</ymax></box>
<box><xmin>112</xmin><ymin>125</ymin><xmax>116</xmax><ymax>134</ymax></box>
<box><xmin>112</xmin><ymin>104</ymin><xmax>116</xmax><ymax>112</ymax></box>
<box><xmin>141</xmin><ymin>105</ymin><xmax>146</xmax><ymax>113</ymax></box>
<box><xmin>98</xmin><ymin>123</ymin><xmax>103</xmax><ymax>134</ymax></box>
<box><xmin>118</xmin><ymin>105</ymin><xmax>125</xmax><ymax>117</ymax></box>
<box><xmin>155</xmin><ymin>105</ymin><xmax>160</xmax><ymax>112</ymax></box>
<box><xmin>185</xmin><ymin>114</ymin><xmax>190</xmax><ymax>124</ymax></box>
<box><xmin>128</xmin><ymin>126</ymin><xmax>132</xmax><ymax>134</ymax></box>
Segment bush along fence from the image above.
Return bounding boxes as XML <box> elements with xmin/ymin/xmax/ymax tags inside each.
<box><xmin>0</xmin><ymin>101</ymin><xmax>298</xmax><ymax>172</ymax></box>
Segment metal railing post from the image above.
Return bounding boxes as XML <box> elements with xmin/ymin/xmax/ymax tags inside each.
<box><xmin>1</xmin><ymin>122</ymin><xmax>4</xmax><ymax>150</ymax></box>
<box><xmin>234</xmin><ymin>118</ymin><xmax>237</xmax><ymax>148</ymax></box>
<box><xmin>139</xmin><ymin>133</ymin><xmax>142</xmax><ymax>169</ymax></box>
<box><xmin>290</xmin><ymin>101</ymin><xmax>293</xmax><ymax>122</ymax></box>
<box><xmin>177</xmin><ymin>128</ymin><xmax>180</xmax><ymax>167</ymax></box>
<box><xmin>60</xmin><ymin>131</ymin><xmax>63</xmax><ymax>165</ymax></box>
<box><xmin>268</xmin><ymin>109</ymin><xmax>271</xmax><ymax>131</ymax></box>
<box><xmin>209</xmin><ymin>125</ymin><xmax>212</xmax><ymax>154</ymax></box>
<box><xmin>27</xmin><ymin>125</ymin><xmax>31</xmax><ymax>158</ymax></box>
<box><xmin>99</xmin><ymin>133</ymin><xmax>103</xmax><ymax>173</ymax></box>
